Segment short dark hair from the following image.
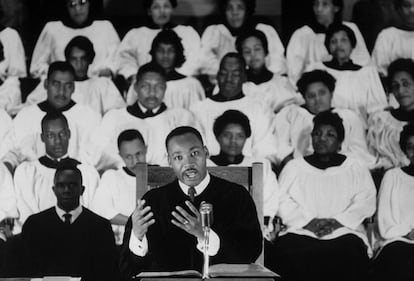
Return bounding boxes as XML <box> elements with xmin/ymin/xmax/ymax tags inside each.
<box><xmin>399</xmin><ymin>122</ymin><xmax>414</xmax><ymax>153</ymax></box>
<box><xmin>64</xmin><ymin>35</ymin><xmax>96</xmax><ymax>63</ymax></box>
<box><xmin>219</xmin><ymin>0</ymin><xmax>256</xmax><ymax>17</ymax></box>
<box><xmin>41</xmin><ymin>112</ymin><xmax>69</xmax><ymax>132</ymax></box>
<box><xmin>388</xmin><ymin>58</ymin><xmax>414</xmax><ymax>90</ymax></box>
<box><xmin>219</xmin><ymin>52</ymin><xmax>247</xmax><ymax>72</ymax></box>
<box><xmin>235</xmin><ymin>29</ymin><xmax>269</xmax><ymax>55</ymax></box>
<box><xmin>313</xmin><ymin>110</ymin><xmax>345</xmax><ymax>143</ymax></box>
<box><xmin>143</xmin><ymin>0</ymin><xmax>177</xmax><ymax>10</ymax></box>
<box><xmin>297</xmin><ymin>70</ymin><xmax>336</xmax><ymax>97</ymax></box>
<box><xmin>135</xmin><ymin>62</ymin><xmax>167</xmax><ymax>82</ymax></box>
<box><xmin>165</xmin><ymin>126</ymin><xmax>203</xmax><ymax>150</ymax></box>
<box><xmin>213</xmin><ymin>110</ymin><xmax>252</xmax><ymax>139</ymax></box>
<box><xmin>47</xmin><ymin>61</ymin><xmax>76</xmax><ymax>80</ymax></box>
<box><xmin>54</xmin><ymin>158</ymin><xmax>82</xmax><ymax>185</ymax></box>
<box><xmin>117</xmin><ymin>129</ymin><xmax>146</xmax><ymax>149</ymax></box>
<box><xmin>150</xmin><ymin>29</ymin><xmax>186</xmax><ymax>68</ymax></box>
<box><xmin>324</xmin><ymin>23</ymin><xmax>357</xmax><ymax>52</ymax></box>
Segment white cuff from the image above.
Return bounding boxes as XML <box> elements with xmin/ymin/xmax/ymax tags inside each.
<box><xmin>129</xmin><ymin>232</ymin><xmax>148</xmax><ymax>257</ymax></box>
<box><xmin>197</xmin><ymin>229</ymin><xmax>220</xmax><ymax>256</ymax></box>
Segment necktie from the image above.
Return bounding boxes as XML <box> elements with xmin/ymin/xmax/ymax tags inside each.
<box><xmin>63</xmin><ymin>213</ymin><xmax>72</xmax><ymax>225</ymax></box>
<box><xmin>188</xmin><ymin>186</ymin><xmax>196</xmax><ymax>203</ymax></box>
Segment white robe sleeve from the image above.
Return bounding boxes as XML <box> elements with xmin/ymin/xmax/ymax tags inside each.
<box><xmin>98</xmin><ymin>78</ymin><xmax>125</xmax><ymax>115</ymax></box>
<box><xmin>364</xmin><ymin>66</ymin><xmax>388</xmax><ymax>115</ymax></box>
<box><xmin>175</xmin><ymin>26</ymin><xmax>201</xmax><ymax>76</ymax></box>
<box><xmin>1</xmin><ymin>28</ymin><xmax>27</xmax><ymax>78</ymax></box>
<box><xmin>286</xmin><ymin>28</ymin><xmax>310</xmax><ymax>85</ymax></box>
<box><xmin>98</xmin><ymin>21</ymin><xmax>120</xmax><ymax>74</ymax></box>
<box><xmin>262</xmin><ymin>159</ymin><xmax>280</xmax><ymax>218</ymax></box>
<box><xmin>344</xmin><ymin>22</ymin><xmax>371</xmax><ymax>67</ymax></box>
<box><xmin>115</xmin><ymin>30</ymin><xmax>143</xmax><ymax>79</ymax></box>
<box><xmin>30</xmin><ymin>22</ymin><xmax>54</xmax><ymax>78</ymax></box>
<box><xmin>0</xmin><ymin>163</ymin><xmax>18</xmax><ymax>222</ymax></box>
<box><xmin>79</xmin><ymin>164</ymin><xmax>100</xmax><ymax>208</ymax></box>
<box><xmin>92</xmin><ymin>170</ymin><xmax>119</xmax><ymax>220</ymax></box>
<box><xmin>0</xmin><ymin>77</ymin><xmax>21</xmax><ymax>114</ymax></box>
<box><xmin>199</xmin><ymin>25</ymin><xmax>222</xmax><ymax>76</ymax></box>
<box><xmin>371</xmin><ymin>29</ymin><xmax>392</xmax><ymax>76</ymax></box>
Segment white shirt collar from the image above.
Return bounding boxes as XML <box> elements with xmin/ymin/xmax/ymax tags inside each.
<box><xmin>178</xmin><ymin>173</ymin><xmax>210</xmax><ymax>197</ymax></box>
<box><xmin>55</xmin><ymin>205</ymin><xmax>83</xmax><ymax>224</ymax></box>
<box><xmin>137</xmin><ymin>102</ymin><xmax>160</xmax><ymax>114</ymax></box>
<box><xmin>46</xmin><ymin>153</ymin><xmax>69</xmax><ymax>162</ymax></box>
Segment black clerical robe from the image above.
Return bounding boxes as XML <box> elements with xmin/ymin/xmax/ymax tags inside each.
<box><xmin>21</xmin><ymin>207</ymin><xmax>118</xmax><ymax>281</ymax></box>
<box><xmin>120</xmin><ymin>175</ymin><xmax>262</xmax><ymax>280</ymax></box>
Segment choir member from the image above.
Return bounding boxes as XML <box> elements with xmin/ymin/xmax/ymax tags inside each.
<box><xmin>235</xmin><ymin>29</ymin><xmax>302</xmax><ymax>113</ymax></box>
<box><xmin>286</xmin><ymin>0</ymin><xmax>370</xmax><ymax>84</ymax></box>
<box><xmin>0</xmin><ymin>162</ymin><xmax>18</xmax><ymax>239</ymax></box>
<box><xmin>30</xmin><ymin>0</ymin><xmax>120</xmax><ymax>78</ymax></box>
<box><xmin>119</xmin><ymin>126</ymin><xmax>262</xmax><ymax>279</ymax></box>
<box><xmin>200</xmin><ymin>0</ymin><xmax>286</xmax><ymax>77</ymax></box>
<box><xmin>92</xmin><ymin>129</ymin><xmax>147</xmax><ymax>245</ymax></box>
<box><xmin>372</xmin><ymin>0</ymin><xmax>414</xmax><ymax>76</ymax></box>
<box><xmin>273</xmin><ymin>70</ymin><xmax>376</xmax><ymax>169</ymax></box>
<box><xmin>14</xmin><ymin>112</ymin><xmax>99</xmax><ymax>227</ymax></box>
<box><xmin>374</xmin><ymin>123</ymin><xmax>414</xmax><ymax>281</ymax></box>
<box><xmin>368</xmin><ymin>58</ymin><xmax>414</xmax><ymax>169</ymax></box>
<box><xmin>126</xmin><ymin>29</ymin><xmax>205</xmax><ymax>109</ymax></box>
<box><xmin>115</xmin><ymin>0</ymin><xmax>200</xmax><ymax>80</ymax></box>
<box><xmin>271</xmin><ymin>111</ymin><xmax>376</xmax><ymax>280</ymax></box>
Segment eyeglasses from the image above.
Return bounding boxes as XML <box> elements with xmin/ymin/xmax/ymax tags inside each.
<box><xmin>67</xmin><ymin>0</ymin><xmax>89</xmax><ymax>8</ymax></box>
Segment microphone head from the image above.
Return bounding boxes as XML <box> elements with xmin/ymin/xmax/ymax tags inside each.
<box><xmin>200</xmin><ymin>202</ymin><xmax>213</xmax><ymax>229</ymax></box>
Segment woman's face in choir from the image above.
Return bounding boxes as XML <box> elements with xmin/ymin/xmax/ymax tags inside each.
<box><xmin>225</xmin><ymin>0</ymin><xmax>247</xmax><ymax>29</ymax></box>
<box><xmin>311</xmin><ymin>124</ymin><xmax>341</xmax><ymax>155</ymax></box>
<box><xmin>67</xmin><ymin>46</ymin><xmax>90</xmax><ymax>80</ymax></box>
<box><xmin>119</xmin><ymin>138</ymin><xmax>147</xmax><ymax>173</ymax></box>
<box><xmin>404</xmin><ymin>135</ymin><xmax>414</xmax><ymax>164</ymax></box>
<box><xmin>135</xmin><ymin>71</ymin><xmax>167</xmax><ymax>110</ymax></box>
<box><xmin>41</xmin><ymin>118</ymin><xmax>71</xmax><ymax>159</ymax></box>
<box><xmin>328</xmin><ymin>30</ymin><xmax>353</xmax><ymax>62</ymax></box>
<box><xmin>313</xmin><ymin>0</ymin><xmax>340</xmax><ymax>27</ymax></box>
<box><xmin>66</xmin><ymin>0</ymin><xmax>90</xmax><ymax>26</ymax></box>
<box><xmin>398</xmin><ymin>0</ymin><xmax>414</xmax><ymax>28</ymax></box>
<box><xmin>44</xmin><ymin>70</ymin><xmax>75</xmax><ymax>109</ymax></box>
<box><xmin>240</xmin><ymin>36</ymin><xmax>266</xmax><ymax>71</ymax></box>
<box><xmin>154</xmin><ymin>43</ymin><xmax>176</xmax><ymax>71</ymax></box>
<box><xmin>167</xmin><ymin>133</ymin><xmax>209</xmax><ymax>187</ymax></box>
<box><xmin>148</xmin><ymin>0</ymin><xmax>173</xmax><ymax>27</ymax></box>
<box><xmin>304</xmin><ymin>82</ymin><xmax>333</xmax><ymax>115</ymax></box>
<box><xmin>391</xmin><ymin>71</ymin><xmax>414</xmax><ymax>111</ymax></box>
<box><xmin>218</xmin><ymin>123</ymin><xmax>247</xmax><ymax>157</ymax></box>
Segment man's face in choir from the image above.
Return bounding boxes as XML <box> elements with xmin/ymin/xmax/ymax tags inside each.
<box><xmin>240</xmin><ymin>36</ymin><xmax>266</xmax><ymax>71</ymax></box>
<box><xmin>154</xmin><ymin>43</ymin><xmax>176</xmax><ymax>72</ymax></box>
<box><xmin>398</xmin><ymin>0</ymin><xmax>414</xmax><ymax>28</ymax></box>
<box><xmin>405</xmin><ymin>135</ymin><xmax>414</xmax><ymax>164</ymax></box>
<box><xmin>135</xmin><ymin>71</ymin><xmax>166</xmax><ymax>110</ymax></box>
<box><xmin>45</xmin><ymin>70</ymin><xmax>75</xmax><ymax>109</ymax></box>
<box><xmin>119</xmin><ymin>138</ymin><xmax>147</xmax><ymax>174</ymax></box>
<box><xmin>66</xmin><ymin>0</ymin><xmax>90</xmax><ymax>26</ymax></box>
<box><xmin>304</xmin><ymin>82</ymin><xmax>333</xmax><ymax>115</ymax></box>
<box><xmin>148</xmin><ymin>0</ymin><xmax>173</xmax><ymax>27</ymax></box>
<box><xmin>313</xmin><ymin>0</ymin><xmax>339</xmax><ymax>27</ymax></box>
<box><xmin>167</xmin><ymin>132</ymin><xmax>209</xmax><ymax>187</ymax></box>
<box><xmin>225</xmin><ymin>0</ymin><xmax>247</xmax><ymax>29</ymax></box>
<box><xmin>328</xmin><ymin>30</ymin><xmax>353</xmax><ymax>63</ymax></box>
<box><xmin>53</xmin><ymin>169</ymin><xmax>85</xmax><ymax>212</ymax></box>
<box><xmin>67</xmin><ymin>46</ymin><xmax>90</xmax><ymax>80</ymax></box>
<box><xmin>217</xmin><ymin>123</ymin><xmax>247</xmax><ymax>157</ymax></box>
<box><xmin>41</xmin><ymin>118</ymin><xmax>71</xmax><ymax>159</ymax></box>
<box><xmin>217</xmin><ymin>56</ymin><xmax>246</xmax><ymax>99</ymax></box>
<box><xmin>391</xmin><ymin>71</ymin><xmax>414</xmax><ymax>112</ymax></box>
<box><xmin>311</xmin><ymin>124</ymin><xmax>341</xmax><ymax>155</ymax></box>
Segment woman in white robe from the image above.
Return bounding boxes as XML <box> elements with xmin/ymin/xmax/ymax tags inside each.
<box><xmin>373</xmin><ymin>123</ymin><xmax>414</xmax><ymax>281</ymax></box>
<box><xmin>273</xmin><ymin>70</ymin><xmax>376</xmax><ymax>169</ymax></box>
<box><xmin>269</xmin><ymin>111</ymin><xmax>376</xmax><ymax>280</ymax></box>
<box><xmin>286</xmin><ymin>0</ymin><xmax>370</xmax><ymax>84</ymax></box>
<box><xmin>367</xmin><ymin>58</ymin><xmax>414</xmax><ymax>169</ymax></box>
<box><xmin>115</xmin><ymin>0</ymin><xmax>200</xmax><ymax>79</ymax></box>
<box><xmin>306</xmin><ymin>23</ymin><xmax>387</xmax><ymax>126</ymax></box>
<box><xmin>30</xmin><ymin>0</ymin><xmax>120</xmax><ymax>78</ymax></box>
<box><xmin>126</xmin><ymin>29</ymin><xmax>205</xmax><ymax>109</ymax></box>
<box><xmin>200</xmin><ymin>0</ymin><xmax>286</xmax><ymax>78</ymax></box>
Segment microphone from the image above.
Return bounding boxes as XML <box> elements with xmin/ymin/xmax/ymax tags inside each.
<box><xmin>200</xmin><ymin>202</ymin><xmax>213</xmax><ymax>230</ymax></box>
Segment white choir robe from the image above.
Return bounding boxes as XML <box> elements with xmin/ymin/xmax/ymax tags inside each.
<box><xmin>278</xmin><ymin>157</ymin><xmax>376</xmax><ymax>256</ymax></box>
<box><xmin>0</xmin><ymin>77</ymin><xmax>22</xmax><ymax>115</ymax></box>
<box><xmin>2</xmin><ymin>103</ymin><xmax>101</xmax><ymax>168</ymax></box>
<box><xmin>377</xmin><ymin>168</ymin><xmax>414</xmax><ymax>249</ymax></box>
<box><xmin>242</xmin><ymin>75</ymin><xmax>304</xmax><ymax>113</ymax></box>
<box><xmin>286</xmin><ymin>22</ymin><xmax>370</xmax><ymax>84</ymax></box>
<box><xmin>92</xmin><ymin>168</ymin><xmax>136</xmax><ymax>245</ymax></box>
<box><xmin>272</xmin><ymin>105</ymin><xmax>376</xmax><ymax>169</ymax></box>
<box><xmin>126</xmin><ymin>76</ymin><xmax>205</xmax><ymax>109</ymax></box>
<box><xmin>372</xmin><ymin>27</ymin><xmax>414</xmax><ymax>76</ymax></box>
<box><xmin>0</xmin><ymin>162</ymin><xmax>18</xmax><ymax>223</ymax></box>
<box><xmin>115</xmin><ymin>25</ymin><xmax>200</xmax><ymax>78</ymax></box>
<box><xmin>306</xmin><ymin>62</ymin><xmax>388</xmax><ymax>126</ymax></box>
<box><xmin>190</xmin><ymin>97</ymin><xmax>277</xmax><ymax>161</ymax></box>
<box><xmin>199</xmin><ymin>23</ymin><xmax>286</xmax><ymax>77</ymax></box>
<box><xmin>25</xmin><ymin>77</ymin><xmax>125</xmax><ymax>116</ymax></box>
<box><xmin>209</xmin><ymin>156</ymin><xmax>280</xmax><ymax>218</ymax></box>
<box><xmin>367</xmin><ymin>110</ymin><xmax>409</xmax><ymax>169</ymax></box>
<box><xmin>30</xmin><ymin>20</ymin><xmax>120</xmax><ymax>78</ymax></box>
<box><xmin>0</xmin><ymin>108</ymin><xmax>12</xmax><ymax>159</ymax></box>
<box><xmin>0</xmin><ymin>27</ymin><xmax>26</xmax><ymax>79</ymax></box>
<box><xmin>14</xmin><ymin>159</ymin><xmax>99</xmax><ymax>227</ymax></box>
<box><xmin>94</xmin><ymin>107</ymin><xmax>199</xmax><ymax>169</ymax></box>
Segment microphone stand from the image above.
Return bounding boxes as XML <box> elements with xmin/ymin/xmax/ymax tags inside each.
<box><xmin>202</xmin><ymin>226</ymin><xmax>210</xmax><ymax>279</ymax></box>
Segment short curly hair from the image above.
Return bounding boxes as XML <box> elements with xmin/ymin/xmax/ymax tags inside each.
<box><xmin>213</xmin><ymin>110</ymin><xmax>252</xmax><ymax>139</ymax></box>
<box><xmin>313</xmin><ymin>110</ymin><xmax>345</xmax><ymax>143</ymax></box>
<box><xmin>150</xmin><ymin>29</ymin><xmax>186</xmax><ymax>68</ymax></box>
<box><xmin>387</xmin><ymin>58</ymin><xmax>414</xmax><ymax>91</ymax></box>
<box><xmin>297</xmin><ymin>70</ymin><xmax>336</xmax><ymax>98</ymax></box>
<box><xmin>399</xmin><ymin>122</ymin><xmax>414</xmax><ymax>153</ymax></box>
<box><xmin>324</xmin><ymin>23</ymin><xmax>357</xmax><ymax>53</ymax></box>
<box><xmin>143</xmin><ymin>0</ymin><xmax>177</xmax><ymax>10</ymax></box>
<box><xmin>64</xmin><ymin>36</ymin><xmax>96</xmax><ymax>63</ymax></box>
<box><xmin>235</xmin><ymin>29</ymin><xmax>269</xmax><ymax>55</ymax></box>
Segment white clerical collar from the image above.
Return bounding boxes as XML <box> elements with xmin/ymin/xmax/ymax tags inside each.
<box><xmin>46</xmin><ymin>153</ymin><xmax>69</xmax><ymax>162</ymax></box>
<box><xmin>138</xmin><ymin>102</ymin><xmax>160</xmax><ymax>115</ymax></box>
<box><xmin>55</xmin><ymin>204</ymin><xmax>83</xmax><ymax>224</ymax></box>
<box><xmin>178</xmin><ymin>173</ymin><xmax>210</xmax><ymax>197</ymax></box>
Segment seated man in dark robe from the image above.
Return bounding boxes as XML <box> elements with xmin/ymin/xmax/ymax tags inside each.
<box><xmin>20</xmin><ymin>159</ymin><xmax>118</xmax><ymax>280</ymax></box>
<box><xmin>120</xmin><ymin>126</ymin><xmax>262</xmax><ymax>280</ymax></box>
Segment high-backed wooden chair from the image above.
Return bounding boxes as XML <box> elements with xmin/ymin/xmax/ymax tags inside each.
<box><xmin>134</xmin><ymin>162</ymin><xmax>265</xmax><ymax>264</ymax></box>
